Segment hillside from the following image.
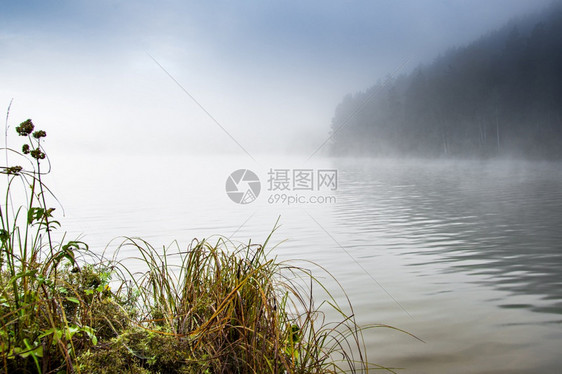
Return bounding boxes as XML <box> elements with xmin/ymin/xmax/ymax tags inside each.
<box><xmin>330</xmin><ymin>2</ymin><xmax>562</xmax><ymax>159</ymax></box>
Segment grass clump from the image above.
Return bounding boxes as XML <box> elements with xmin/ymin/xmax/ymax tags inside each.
<box><xmin>1</xmin><ymin>119</ymin><xmax>377</xmax><ymax>373</ymax></box>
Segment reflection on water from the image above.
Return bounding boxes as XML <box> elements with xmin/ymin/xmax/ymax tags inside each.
<box><xmin>335</xmin><ymin>159</ymin><xmax>562</xmax><ymax>315</ymax></box>
<box><xmin>331</xmin><ymin>159</ymin><xmax>562</xmax><ymax>373</ymax></box>
<box><xmin>50</xmin><ymin>153</ymin><xmax>562</xmax><ymax>373</ymax></box>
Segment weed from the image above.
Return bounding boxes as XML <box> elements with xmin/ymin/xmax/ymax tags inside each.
<box><xmin>1</xmin><ymin>118</ymin><xmax>385</xmax><ymax>373</ymax></box>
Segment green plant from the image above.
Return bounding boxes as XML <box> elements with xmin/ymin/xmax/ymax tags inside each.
<box><xmin>1</xmin><ymin>117</ymin><xmax>396</xmax><ymax>373</ymax></box>
<box><xmin>1</xmin><ymin>119</ymin><xmax>104</xmax><ymax>372</ymax></box>
<box><xmin>100</xmin><ymin>233</ymin><xmax>373</xmax><ymax>373</ymax></box>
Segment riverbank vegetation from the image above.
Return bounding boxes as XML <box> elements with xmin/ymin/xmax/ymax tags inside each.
<box><xmin>0</xmin><ymin>120</ymin><xmax>378</xmax><ymax>373</ymax></box>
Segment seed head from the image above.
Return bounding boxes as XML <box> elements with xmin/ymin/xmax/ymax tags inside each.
<box><xmin>16</xmin><ymin>119</ymin><xmax>34</xmax><ymax>136</ymax></box>
<box><xmin>30</xmin><ymin>148</ymin><xmax>46</xmax><ymax>160</ymax></box>
<box><xmin>32</xmin><ymin>130</ymin><xmax>47</xmax><ymax>139</ymax></box>
<box><xmin>5</xmin><ymin>166</ymin><xmax>23</xmax><ymax>175</ymax></box>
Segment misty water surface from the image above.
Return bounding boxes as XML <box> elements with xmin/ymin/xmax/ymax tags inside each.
<box><xmin>50</xmin><ymin>153</ymin><xmax>562</xmax><ymax>373</ymax></box>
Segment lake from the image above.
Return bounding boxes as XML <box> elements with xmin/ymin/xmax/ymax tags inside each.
<box><xmin>48</xmin><ymin>152</ymin><xmax>562</xmax><ymax>373</ymax></box>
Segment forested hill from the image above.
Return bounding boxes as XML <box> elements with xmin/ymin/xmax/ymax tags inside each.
<box><xmin>330</xmin><ymin>3</ymin><xmax>562</xmax><ymax>159</ymax></box>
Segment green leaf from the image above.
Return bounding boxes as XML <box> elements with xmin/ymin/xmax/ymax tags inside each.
<box><xmin>10</xmin><ymin>269</ymin><xmax>38</xmax><ymax>284</ymax></box>
<box><xmin>81</xmin><ymin>326</ymin><xmax>98</xmax><ymax>345</ymax></box>
<box><xmin>66</xmin><ymin>296</ymin><xmax>80</xmax><ymax>304</ymax></box>
<box><xmin>21</xmin><ymin>339</ymin><xmax>43</xmax><ymax>358</ymax></box>
<box><xmin>0</xmin><ymin>296</ymin><xmax>9</xmax><ymax>307</ymax></box>
<box><xmin>39</xmin><ymin>327</ymin><xmax>63</xmax><ymax>343</ymax></box>
<box><xmin>27</xmin><ymin>207</ymin><xmax>44</xmax><ymax>224</ymax></box>
<box><xmin>66</xmin><ymin>325</ymin><xmax>80</xmax><ymax>340</ymax></box>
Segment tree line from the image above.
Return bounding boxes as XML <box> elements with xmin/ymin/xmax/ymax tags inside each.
<box><xmin>331</xmin><ymin>3</ymin><xmax>562</xmax><ymax>159</ymax></box>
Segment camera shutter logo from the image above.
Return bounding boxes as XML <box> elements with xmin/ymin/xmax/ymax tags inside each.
<box><xmin>225</xmin><ymin>169</ymin><xmax>261</xmax><ymax>204</ymax></box>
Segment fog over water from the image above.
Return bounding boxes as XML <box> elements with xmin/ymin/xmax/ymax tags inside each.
<box><xmin>0</xmin><ymin>0</ymin><xmax>556</xmax><ymax>156</ymax></box>
<box><xmin>45</xmin><ymin>153</ymin><xmax>562</xmax><ymax>373</ymax></box>
<box><xmin>3</xmin><ymin>1</ymin><xmax>562</xmax><ymax>373</ymax></box>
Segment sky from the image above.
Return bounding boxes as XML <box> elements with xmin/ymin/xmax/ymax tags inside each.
<box><xmin>0</xmin><ymin>0</ymin><xmax>556</xmax><ymax>158</ymax></box>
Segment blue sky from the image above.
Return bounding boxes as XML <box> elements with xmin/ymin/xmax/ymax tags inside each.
<box><xmin>0</xmin><ymin>0</ymin><xmax>555</xmax><ymax>156</ymax></box>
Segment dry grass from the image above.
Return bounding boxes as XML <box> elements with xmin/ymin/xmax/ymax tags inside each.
<box><xmin>1</xmin><ymin>119</ymin><xmax>388</xmax><ymax>373</ymax></box>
